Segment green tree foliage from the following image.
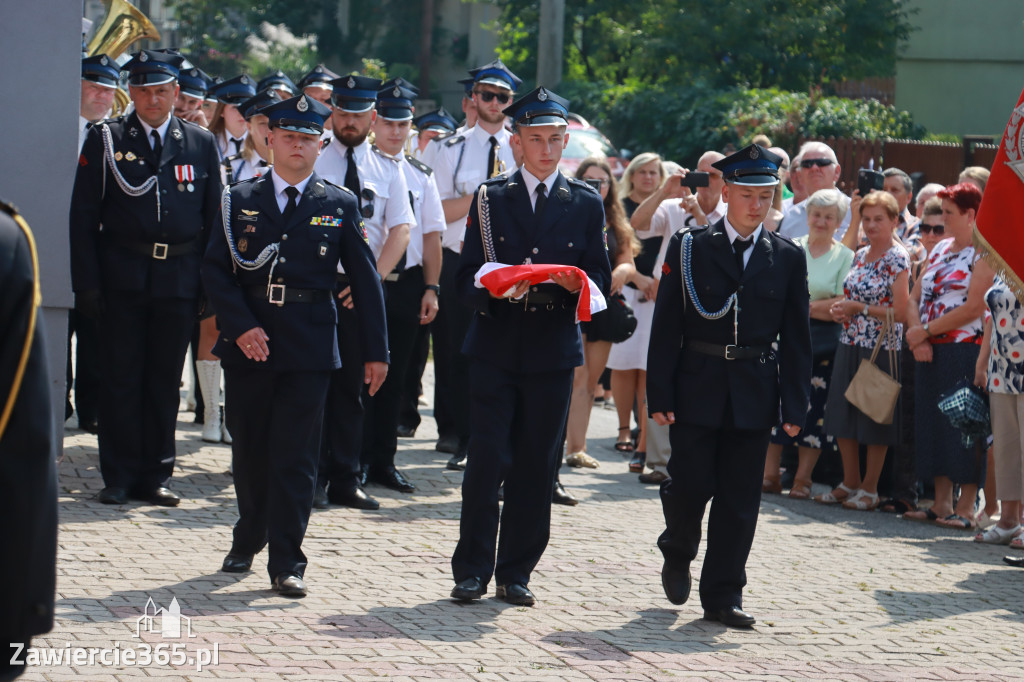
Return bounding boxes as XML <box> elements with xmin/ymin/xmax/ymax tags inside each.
<box><xmin>496</xmin><ymin>0</ymin><xmax>914</xmax><ymax>91</ymax></box>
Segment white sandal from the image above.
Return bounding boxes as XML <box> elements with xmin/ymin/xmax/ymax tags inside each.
<box><xmin>814</xmin><ymin>483</ymin><xmax>855</xmax><ymax>505</ymax></box>
<box><xmin>842</xmin><ymin>489</ymin><xmax>879</xmax><ymax>511</ymax></box>
<box><xmin>565</xmin><ymin>452</ymin><xmax>600</xmax><ymax>469</ymax></box>
<box><xmin>975</xmin><ymin>525</ymin><xmax>1023</xmax><ymax>545</ymax></box>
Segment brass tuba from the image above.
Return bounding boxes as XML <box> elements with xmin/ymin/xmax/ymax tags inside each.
<box><xmin>87</xmin><ymin>0</ymin><xmax>161</xmax><ymax>117</ymax></box>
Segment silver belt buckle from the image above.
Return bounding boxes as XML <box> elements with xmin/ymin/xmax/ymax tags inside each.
<box><xmin>724</xmin><ymin>344</ymin><xmax>737</xmax><ymax>360</ymax></box>
<box><xmin>152</xmin><ymin>242</ymin><xmax>168</xmax><ymax>260</ymax></box>
<box><xmin>268</xmin><ymin>284</ymin><xmax>286</xmax><ymax>306</ymax></box>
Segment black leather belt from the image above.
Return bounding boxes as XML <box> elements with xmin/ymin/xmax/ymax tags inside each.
<box><xmin>685</xmin><ymin>340</ymin><xmax>772</xmax><ymax>360</ymax></box>
<box><xmin>507</xmin><ymin>285</ymin><xmax>576</xmax><ymax>308</ymax></box>
<box><xmin>245</xmin><ymin>285</ymin><xmax>331</xmax><ymax>305</ymax></box>
<box><xmin>109</xmin><ymin>235</ymin><xmax>200</xmax><ymax>259</ymax></box>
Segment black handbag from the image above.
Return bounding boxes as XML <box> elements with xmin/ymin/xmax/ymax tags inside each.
<box><xmin>809</xmin><ymin>318</ymin><xmax>841</xmax><ymax>361</ymax></box>
<box><xmin>601</xmin><ymin>292</ymin><xmax>638</xmax><ymax>343</ymax></box>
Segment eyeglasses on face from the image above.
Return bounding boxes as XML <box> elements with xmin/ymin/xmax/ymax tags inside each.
<box><xmin>475</xmin><ymin>90</ymin><xmax>511</xmax><ymax>104</ymax></box>
<box><xmin>918</xmin><ymin>223</ymin><xmax>944</xmax><ymax>235</ymax></box>
<box><xmin>799</xmin><ymin>158</ymin><xmax>835</xmax><ymax>169</ymax></box>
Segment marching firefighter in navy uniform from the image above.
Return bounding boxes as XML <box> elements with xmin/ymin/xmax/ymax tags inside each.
<box><xmin>0</xmin><ymin>201</ymin><xmax>57</xmax><ymax>680</ymax></box>
<box><xmin>69</xmin><ymin>49</ymin><xmax>222</xmax><ymax>507</ymax></box>
<box><xmin>647</xmin><ymin>144</ymin><xmax>811</xmax><ymax>628</ymax></box>
<box><xmin>450</xmin><ymin>88</ymin><xmax>611</xmax><ymax>606</ymax></box>
<box><xmin>202</xmin><ymin>94</ymin><xmax>388</xmax><ymax>598</ymax></box>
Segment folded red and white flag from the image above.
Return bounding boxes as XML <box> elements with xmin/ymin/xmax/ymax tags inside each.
<box><xmin>474</xmin><ymin>262</ymin><xmax>606</xmax><ymax>322</ymax></box>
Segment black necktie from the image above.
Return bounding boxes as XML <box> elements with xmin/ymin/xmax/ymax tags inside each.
<box><xmin>282</xmin><ymin>186</ymin><xmax>299</xmax><ymax>223</ymax></box>
<box><xmin>344</xmin><ymin>146</ymin><xmax>361</xmax><ymax>204</ymax></box>
<box><xmin>534</xmin><ymin>183</ymin><xmax>547</xmax><ymax>217</ymax></box>
<box><xmin>487</xmin><ymin>136</ymin><xmax>499</xmax><ymax>178</ymax></box>
<box><xmin>150</xmin><ymin>130</ymin><xmax>162</xmax><ymax>161</ymax></box>
<box><xmin>733</xmin><ymin>237</ymin><xmax>753</xmax><ymax>272</ymax></box>
<box><xmin>230</xmin><ymin>137</ymin><xmax>243</xmax><ymax>156</ymax></box>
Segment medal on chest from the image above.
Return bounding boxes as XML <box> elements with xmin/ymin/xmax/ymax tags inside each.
<box><xmin>174</xmin><ymin>164</ymin><xmax>195</xmax><ymax>192</ymax></box>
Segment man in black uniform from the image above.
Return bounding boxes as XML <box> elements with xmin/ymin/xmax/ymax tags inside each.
<box><xmin>70</xmin><ymin>49</ymin><xmax>222</xmax><ymax>507</ymax></box>
<box><xmin>0</xmin><ymin>201</ymin><xmax>57</xmax><ymax>681</ymax></box>
<box><xmin>647</xmin><ymin>144</ymin><xmax>811</xmax><ymax>628</ymax></box>
<box><xmin>202</xmin><ymin>94</ymin><xmax>388</xmax><ymax>597</ymax></box>
<box><xmin>450</xmin><ymin>87</ymin><xmax>611</xmax><ymax>606</ymax></box>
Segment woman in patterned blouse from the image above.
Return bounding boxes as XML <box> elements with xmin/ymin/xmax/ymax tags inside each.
<box><xmin>904</xmin><ymin>183</ymin><xmax>994</xmax><ymax>529</ymax></box>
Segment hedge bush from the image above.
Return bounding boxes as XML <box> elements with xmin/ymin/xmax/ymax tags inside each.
<box><xmin>561</xmin><ymin>82</ymin><xmax>927</xmax><ymax>167</ymax></box>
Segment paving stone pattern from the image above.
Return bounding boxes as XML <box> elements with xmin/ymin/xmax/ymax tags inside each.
<box><xmin>30</xmin><ymin>366</ymin><xmax>1024</xmax><ymax>680</ymax></box>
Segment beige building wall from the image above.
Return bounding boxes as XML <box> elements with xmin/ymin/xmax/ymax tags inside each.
<box><xmin>896</xmin><ymin>0</ymin><xmax>1024</xmax><ymax>137</ymax></box>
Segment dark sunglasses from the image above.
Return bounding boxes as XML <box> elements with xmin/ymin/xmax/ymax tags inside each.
<box><xmin>359</xmin><ymin>187</ymin><xmax>375</xmax><ymax>218</ymax></box>
<box><xmin>918</xmin><ymin>223</ymin><xmax>945</xmax><ymax>235</ymax></box>
<box><xmin>800</xmin><ymin>158</ymin><xmax>835</xmax><ymax>169</ymax></box>
<box><xmin>475</xmin><ymin>90</ymin><xmax>511</xmax><ymax>104</ymax></box>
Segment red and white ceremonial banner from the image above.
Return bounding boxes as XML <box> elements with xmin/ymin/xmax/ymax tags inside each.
<box><xmin>975</xmin><ymin>85</ymin><xmax>1024</xmax><ymax>300</ymax></box>
<box><xmin>474</xmin><ymin>262</ymin><xmax>607</xmax><ymax>322</ymax></box>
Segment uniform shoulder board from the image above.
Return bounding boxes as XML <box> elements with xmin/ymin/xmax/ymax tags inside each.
<box><xmin>404</xmin><ymin>154</ymin><xmax>433</xmax><ymax>176</ymax></box>
<box><xmin>322</xmin><ymin>178</ymin><xmax>355</xmax><ymax>196</ymax></box>
<box><xmin>567</xmin><ymin>177</ymin><xmax>599</xmax><ymax>194</ymax></box>
<box><xmin>371</xmin><ymin>144</ymin><xmax>399</xmax><ymax>162</ymax></box>
<box><xmin>177</xmin><ymin>117</ymin><xmax>202</xmax><ymax>130</ymax></box>
<box><xmin>320</xmin><ymin>136</ymin><xmax>332</xmax><ymax>149</ymax></box>
<box><xmin>482</xmin><ymin>173</ymin><xmax>509</xmax><ymax>186</ymax></box>
<box><xmin>443</xmin><ymin>133</ymin><xmax>466</xmax><ymax>147</ymax></box>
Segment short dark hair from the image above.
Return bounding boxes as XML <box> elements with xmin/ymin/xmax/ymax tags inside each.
<box><xmin>883</xmin><ymin>168</ymin><xmax>912</xmax><ymax>194</ymax></box>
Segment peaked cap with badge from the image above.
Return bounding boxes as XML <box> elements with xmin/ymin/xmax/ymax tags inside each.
<box><xmin>82</xmin><ymin>54</ymin><xmax>120</xmax><ymax>88</ymax></box>
<box><xmin>413</xmin><ymin>107</ymin><xmax>458</xmax><ymax>135</ymax></box>
<box><xmin>377</xmin><ymin>78</ymin><xmax>419</xmax><ymax>121</ymax></box>
<box><xmin>298</xmin><ymin>64</ymin><xmax>340</xmax><ymax>91</ymax></box>
<box><xmin>258</xmin><ymin>71</ymin><xmax>298</xmax><ymax>96</ymax></box>
<box><xmin>711</xmin><ymin>144</ymin><xmax>782</xmax><ymax>187</ymax></box>
<box><xmin>263</xmin><ymin>94</ymin><xmax>332</xmax><ymax>135</ymax></box>
<box><xmin>467</xmin><ymin>58</ymin><xmax>522</xmax><ymax>92</ymax></box>
<box><xmin>211</xmin><ymin>75</ymin><xmax>257</xmax><ymax>105</ymax></box>
<box><xmin>122</xmin><ymin>49</ymin><xmax>184</xmax><ymax>87</ymax></box>
<box><xmin>329</xmin><ymin>75</ymin><xmax>382</xmax><ymax>113</ymax></box>
<box><xmin>502</xmin><ymin>87</ymin><xmax>570</xmax><ymax>128</ymax></box>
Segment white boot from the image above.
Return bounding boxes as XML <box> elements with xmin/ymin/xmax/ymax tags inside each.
<box><xmin>196</xmin><ymin>360</ymin><xmax>222</xmax><ymax>443</ymax></box>
<box><xmin>220</xmin><ymin>405</ymin><xmax>233</xmax><ymax>444</ymax></box>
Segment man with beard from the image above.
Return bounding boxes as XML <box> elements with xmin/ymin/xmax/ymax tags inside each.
<box><xmin>313</xmin><ymin>75</ymin><xmax>412</xmax><ymax>506</ymax></box>
<box><xmin>428</xmin><ymin>59</ymin><xmax>520</xmax><ymax>473</ymax></box>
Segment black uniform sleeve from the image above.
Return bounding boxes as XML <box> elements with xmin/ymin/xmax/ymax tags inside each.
<box><xmin>338</xmin><ymin>202</ymin><xmax>390</xmax><ymax>364</ymax></box>
<box><xmin>69</xmin><ymin>126</ymin><xmax>106</xmax><ymax>293</ymax></box>
<box><xmin>200</xmin><ymin>194</ymin><xmax>261</xmax><ymax>340</ymax></box>
<box><xmin>456</xmin><ymin>190</ymin><xmax>499</xmax><ymax>315</ymax></box>
<box><xmin>778</xmin><ymin>244</ymin><xmax>812</xmax><ymax>427</ymax></box>
<box><xmin>199</xmin><ymin>133</ymin><xmax>224</xmax><ymax>253</ymax></box>
<box><xmin>646</xmin><ymin>231</ymin><xmax>686</xmax><ymax>415</ymax></box>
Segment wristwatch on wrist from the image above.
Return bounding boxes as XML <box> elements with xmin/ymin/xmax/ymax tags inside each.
<box><xmin>862</xmin><ymin>304</ymin><xmax>869</xmax><ymax>316</ymax></box>
<box><xmin>923</xmin><ymin>322</ymin><xmax>931</xmax><ymax>336</ymax></box>
<box><xmin>425</xmin><ymin>284</ymin><xmax>440</xmax><ymax>295</ymax></box>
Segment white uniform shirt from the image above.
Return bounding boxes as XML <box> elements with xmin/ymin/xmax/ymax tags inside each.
<box><xmin>235</xmin><ymin>152</ymin><xmax>271</xmax><ymax>182</ymax></box>
<box><xmin>432</xmin><ymin>125</ymin><xmax>516</xmax><ymax>251</ymax></box>
<box><xmin>399</xmin><ymin>155</ymin><xmax>446</xmax><ymax>268</ymax></box>
<box><xmin>216</xmin><ymin>130</ymin><xmax>248</xmax><ymax>183</ymax></box>
<box><xmin>315</xmin><ymin>138</ymin><xmax>415</xmax><ymax>264</ymax></box>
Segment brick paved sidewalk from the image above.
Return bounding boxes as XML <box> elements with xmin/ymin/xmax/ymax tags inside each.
<box><xmin>23</xmin><ymin>365</ymin><xmax>1024</xmax><ymax>680</ymax></box>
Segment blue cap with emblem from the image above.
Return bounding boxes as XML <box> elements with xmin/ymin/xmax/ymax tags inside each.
<box><xmin>377</xmin><ymin>78</ymin><xmax>418</xmax><ymax>121</ymax></box>
<box><xmin>711</xmin><ymin>144</ymin><xmax>782</xmax><ymax>187</ymax></box>
<box><xmin>298</xmin><ymin>64</ymin><xmax>339</xmax><ymax>91</ymax></box>
<box><xmin>123</xmin><ymin>49</ymin><xmax>183</xmax><ymax>87</ymax></box>
<box><xmin>413</xmin><ymin>107</ymin><xmax>458</xmax><ymax>135</ymax></box>
<box><xmin>257</xmin><ymin>71</ymin><xmax>298</xmax><ymax>96</ymax></box>
<box><xmin>211</xmin><ymin>74</ymin><xmax>257</xmax><ymax>105</ymax></box>
<box><xmin>457</xmin><ymin>76</ymin><xmax>475</xmax><ymax>96</ymax></box>
<box><xmin>177</xmin><ymin>65</ymin><xmax>210</xmax><ymax>100</ymax></box>
<box><xmin>82</xmin><ymin>54</ymin><xmax>119</xmax><ymax>88</ymax></box>
<box><xmin>329</xmin><ymin>75</ymin><xmax>382</xmax><ymax>113</ymax></box>
<box><xmin>502</xmin><ymin>87</ymin><xmax>569</xmax><ymax>128</ymax></box>
<box><xmin>204</xmin><ymin>75</ymin><xmax>223</xmax><ymax>103</ymax></box>
<box><xmin>468</xmin><ymin>58</ymin><xmax>521</xmax><ymax>92</ymax></box>
<box><xmin>263</xmin><ymin>94</ymin><xmax>332</xmax><ymax>135</ymax></box>
<box><xmin>239</xmin><ymin>89</ymin><xmax>283</xmax><ymax>120</ymax></box>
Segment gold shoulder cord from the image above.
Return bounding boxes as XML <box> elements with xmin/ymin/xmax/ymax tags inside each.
<box><xmin>0</xmin><ymin>208</ymin><xmax>41</xmax><ymax>442</ymax></box>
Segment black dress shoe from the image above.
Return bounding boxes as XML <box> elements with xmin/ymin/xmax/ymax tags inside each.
<box><xmin>98</xmin><ymin>487</ymin><xmax>127</xmax><ymax>505</ymax></box>
<box><xmin>435</xmin><ymin>435</ymin><xmax>459</xmax><ymax>454</ymax></box>
<box><xmin>446</xmin><ymin>453</ymin><xmax>466</xmax><ymax>471</ymax></box>
<box><xmin>1004</xmin><ymin>555</ymin><xmax>1024</xmax><ymax>568</ymax></box>
<box><xmin>369</xmin><ymin>465</ymin><xmax>415</xmax><ymax>493</ymax></box>
<box><xmin>312</xmin><ymin>485</ymin><xmax>330</xmax><ymax>509</ymax></box>
<box><xmin>552</xmin><ymin>481</ymin><xmax>579</xmax><ymax>506</ymax></box>
<box><xmin>132</xmin><ymin>487</ymin><xmax>181</xmax><ymax>507</ymax></box>
<box><xmin>496</xmin><ymin>583</ymin><xmax>536</xmax><ymax>606</ymax></box>
<box><xmin>661</xmin><ymin>562</ymin><xmax>691</xmax><ymax>605</ymax></box>
<box><xmin>221</xmin><ymin>553</ymin><xmax>254</xmax><ymax>573</ymax></box>
<box><xmin>703</xmin><ymin>606</ymin><xmax>756</xmax><ymax>628</ymax></box>
<box><xmin>396</xmin><ymin>424</ymin><xmax>416</xmax><ymax>438</ymax></box>
<box><xmin>272</xmin><ymin>573</ymin><xmax>307</xmax><ymax>598</ymax></box>
<box><xmin>450</xmin><ymin>576</ymin><xmax>486</xmax><ymax>601</ymax></box>
<box><xmin>328</xmin><ymin>486</ymin><xmax>380</xmax><ymax>510</ymax></box>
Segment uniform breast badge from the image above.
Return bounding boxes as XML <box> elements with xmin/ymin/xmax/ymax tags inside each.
<box><xmin>237</xmin><ymin>238</ymin><xmax>248</xmax><ymax>253</ymax></box>
<box><xmin>125</xmin><ymin>152</ymin><xmax>137</xmax><ymax>161</ymax></box>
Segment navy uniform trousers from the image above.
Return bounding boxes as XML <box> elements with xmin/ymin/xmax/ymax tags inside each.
<box><xmin>430</xmin><ymin>247</ymin><xmax>473</xmax><ymax>449</ymax></box>
<box><xmin>320</xmin><ymin>292</ymin><xmax>366</xmax><ymax>495</ymax></box>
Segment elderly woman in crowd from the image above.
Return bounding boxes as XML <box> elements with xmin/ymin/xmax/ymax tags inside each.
<box><xmin>904</xmin><ymin>183</ymin><xmax>994</xmax><ymax>529</ymax></box>
<box><xmin>763</xmin><ymin>189</ymin><xmax>854</xmax><ymax>498</ymax></box>
<box><xmin>606</xmin><ymin>153</ymin><xmax>666</xmax><ymax>467</ymax></box>
<box><xmin>816</xmin><ymin>192</ymin><xmax>910</xmax><ymax>510</ymax></box>
<box><xmin>563</xmin><ymin>158</ymin><xmax>639</xmax><ymax>468</ymax></box>
<box><xmin>973</xmin><ymin>277</ymin><xmax>1024</xmax><ymax>545</ymax></box>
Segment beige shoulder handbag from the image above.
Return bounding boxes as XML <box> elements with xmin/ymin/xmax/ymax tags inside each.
<box><xmin>843</xmin><ymin>307</ymin><xmax>902</xmax><ymax>424</ymax></box>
